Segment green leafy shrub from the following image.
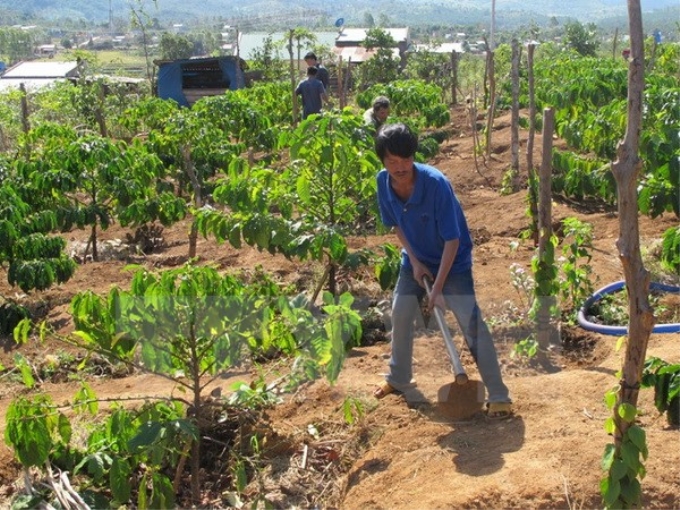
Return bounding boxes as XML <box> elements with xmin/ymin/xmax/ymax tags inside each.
<box><xmin>417</xmin><ymin>136</ymin><xmax>440</xmax><ymax>160</ymax></box>
<box><xmin>642</xmin><ymin>357</ymin><xmax>680</xmax><ymax>427</ymax></box>
<box><xmin>357</xmin><ymin>79</ymin><xmax>450</xmax><ymax>129</ymax></box>
<box><xmin>0</xmin><ymin>301</ymin><xmax>29</xmax><ymax>336</ymax></box>
<box><xmin>660</xmin><ymin>226</ymin><xmax>680</xmax><ymax>274</ymax></box>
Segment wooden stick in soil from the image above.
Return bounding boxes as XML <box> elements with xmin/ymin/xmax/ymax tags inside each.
<box><xmin>611</xmin><ymin>0</ymin><xmax>654</xmax><ymax>449</ymax></box>
<box><xmin>535</xmin><ymin>107</ymin><xmax>556</xmax><ymax>353</ymax></box>
<box><xmin>467</xmin><ymin>95</ymin><xmax>493</xmax><ymax>187</ymax></box>
<box><xmin>183</xmin><ymin>144</ymin><xmax>202</xmax><ymax>259</ymax></box>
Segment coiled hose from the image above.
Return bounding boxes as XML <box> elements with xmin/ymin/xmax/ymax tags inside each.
<box><xmin>577</xmin><ymin>280</ymin><xmax>680</xmax><ymax>335</ymax></box>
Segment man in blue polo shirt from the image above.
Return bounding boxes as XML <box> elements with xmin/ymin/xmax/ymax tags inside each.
<box><xmin>295</xmin><ymin>66</ymin><xmax>328</xmax><ymax>119</ymax></box>
<box><xmin>373</xmin><ymin>123</ymin><xmax>512</xmax><ymax>419</ymax></box>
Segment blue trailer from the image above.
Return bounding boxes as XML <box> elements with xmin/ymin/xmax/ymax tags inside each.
<box><xmin>155</xmin><ymin>56</ymin><xmax>246</xmax><ymax>107</ymax></box>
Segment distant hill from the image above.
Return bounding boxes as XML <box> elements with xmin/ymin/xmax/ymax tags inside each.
<box><xmin>0</xmin><ymin>0</ymin><xmax>678</xmax><ymax>29</ymax></box>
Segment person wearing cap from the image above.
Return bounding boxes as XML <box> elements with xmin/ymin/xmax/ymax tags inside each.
<box><xmin>304</xmin><ymin>51</ymin><xmax>330</xmax><ymax>90</ymax></box>
<box><xmin>363</xmin><ymin>95</ymin><xmax>391</xmax><ymax>131</ymax></box>
<box><xmin>295</xmin><ymin>66</ymin><xmax>328</xmax><ymax>119</ymax></box>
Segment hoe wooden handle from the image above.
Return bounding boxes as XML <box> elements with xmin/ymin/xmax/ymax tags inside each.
<box><xmin>423</xmin><ymin>277</ymin><xmax>469</xmax><ymax>385</ymax></box>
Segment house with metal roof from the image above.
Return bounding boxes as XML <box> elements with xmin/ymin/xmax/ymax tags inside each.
<box><xmin>412</xmin><ymin>42</ymin><xmax>467</xmax><ymax>54</ymax></box>
<box><xmin>333</xmin><ymin>27</ymin><xmax>410</xmax><ymax>64</ymax></box>
<box><xmin>231</xmin><ymin>31</ymin><xmax>339</xmax><ymax>61</ymax></box>
<box><xmin>0</xmin><ymin>60</ymin><xmax>80</xmax><ymax>92</ymax></box>
<box><xmin>35</xmin><ymin>44</ymin><xmax>57</xmax><ymax>57</ymax></box>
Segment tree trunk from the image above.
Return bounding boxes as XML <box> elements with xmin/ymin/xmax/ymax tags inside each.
<box><xmin>20</xmin><ymin>83</ymin><xmax>30</xmax><ymax>135</ymax></box>
<box><xmin>95</xmin><ymin>84</ymin><xmax>108</xmax><ymax>138</ymax></box>
<box><xmin>288</xmin><ymin>30</ymin><xmax>299</xmax><ymax>124</ymax></box>
<box><xmin>296</xmin><ymin>37</ymin><xmax>301</xmax><ymax>69</ymax></box>
<box><xmin>130</xmin><ymin>5</ymin><xmax>154</xmax><ymax>84</ymax></box>
<box><xmin>482</xmin><ymin>37</ymin><xmax>490</xmax><ymax>110</ymax></box>
<box><xmin>90</xmin><ymin>223</ymin><xmax>99</xmax><ymax>262</ymax></box>
<box><xmin>485</xmin><ymin>50</ymin><xmax>495</xmax><ymax>157</ymax></box>
<box><xmin>536</xmin><ymin>108</ymin><xmax>557</xmax><ymax>351</ymax></box>
<box><xmin>183</xmin><ymin>145</ymin><xmax>202</xmax><ymax>259</ymax></box>
<box><xmin>510</xmin><ymin>39</ymin><xmax>520</xmax><ymax>190</ymax></box>
<box><xmin>526</xmin><ymin>43</ymin><xmax>538</xmax><ymax>244</ymax></box>
<box><xmin>19</xmin><ymin>83</ymin><xmax>31</xmax><ymax>158</ymax></box>
<box><xmin>189</xmin><ymin>336</ymin><xmax>202</xmax><ymax>502</ymax></box>
<box><xmin>490</xmin><ymin>0</ymin><xmax>496</xmax><ymax>51</ymax></box>
<box><xmin>611</xmin><ymin>0</ymin><xmax>654</xmax><ymax>448</ymax></box>
<box><xmin>338</xmin><ymin>57</ymin><xmax>345</xmax><ymax>108</ymax></box>
<box><xmin>343</xmin><ymin>58</ymin><xmax>353</xmax><ymax>106</ymax></box>
<box><xmin>450</xmin><ymin>51</ymin><xmax>458</xmax><ymax>105</ymax></box>
<box><xmin>612</xmin><ymin>27</ymin><xmax>619</xmax><ymax>60</ymax></box>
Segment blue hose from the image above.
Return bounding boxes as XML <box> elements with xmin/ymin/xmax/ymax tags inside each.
<box><xmin>577</xmin><ymin>280</ymin><xmax>680</xmax><ymax>335</ymax></box>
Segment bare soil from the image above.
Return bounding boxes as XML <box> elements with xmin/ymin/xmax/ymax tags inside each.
<box><xmin>0</xmin><ymin>106</ymin><xmax>678</xmax><ymax>509</ymax></box>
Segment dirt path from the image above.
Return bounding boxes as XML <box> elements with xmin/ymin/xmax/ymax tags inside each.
<box><xmin>0</xmin><ymin>106</ymin><xmax>678</xmax><ymax>508</ymax></box>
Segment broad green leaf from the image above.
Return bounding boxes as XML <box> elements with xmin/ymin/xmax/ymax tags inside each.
<box><xmin>615</xmin><ymin>335</ymin><xmax>626</xmax><ymax>352</ymax></box>
<box><xmin>110</xmin><ymin>457</ymin><xmax>132</xmax><ymax>503</ymax></box>
<box><xmin>343</xmin><ymin>399</ymin><xmax>355</xmax><ymax>425</ymax></box>
<box><xmin>617</xmin><ymin>403</ymin><xmax>637</xmax><ymax>423</ymax></box>
<box><xmin>137</xmin><ymin>473</ymin><xmax>149</xmax><ymax>509</ymax></box>
<box><xmin>619</xmin><ymin>477</ymin><xmax>641</xmax><ymax>506</ymax></box>
<box><xmin>86</xmin><ymin>453</ymin><xmax>107</xmax><ymax>481</ymax></box>
<box><xmin>604</xmin><ymin>417</ymin><xmax>616</xmax><ymax>434</ymax></box>
<box><xmin>601</xmin><ymin>443</ymin><xmax>616</xmax><ymax>471</ymax></box>
<box><xmin>604</xmin><ymin>388</ymin><xmax>618</xmax><ymax>409</ymax></box>
<box><xmin>620</xmin><ymin>442</ymin><xmax>641</xmax><ymax>474</ymax></box>
<box><xmin>72</xmin><ymin>330</ymin><xmax>95</xmax><ymax>346</ymax></box>
<box><xmin>626</xmin><ymin>425</ymin><xmax>647</xmax><ymax>458</ymax></box>
<box><xmin>338</xmin><ymin>291</ymin><xmax>354</xmax><ymax>308</ymax></box>
<box><xmin>57</xmin><ymin>412</ymin><xmax>72</xmax><ymax>444</ymax></box>
<box><xmin>128</xmin><ymin>421</ymin><xmax>163</xmax><ymax>450</ymax></box>
<box><xmin>13</xmin><ymin>318</ymin><xmax>32</xmax><ymax>345</ymax></box>
<box><xmin>14</xmin><ymin>355</ymin><xmax>35</xmax><ymax>389</ymax></box>
<box><xmin>149</xmin><ymin>472</ymin><xmax>175</xmax><ymax>509</ymax></box>
<box><xmin>610</xmin><ymin>459</ymin><xmax>627</xmax><ymax>481</ymax></box>
<box><xmin>601</xmin><ymin>475</ymin><xmax>621</xmax><ymax>508</ymax></box>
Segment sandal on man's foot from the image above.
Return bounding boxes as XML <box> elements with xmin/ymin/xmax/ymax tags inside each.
<box><xmin>485</xmin><ymin>401</ymin><xmax>513</xmax><ymax>420</ymax></box>
<box><xmin>374</xmin><ymin>381</ymin><xmax>400</xmax><ymax>399</ymax></box>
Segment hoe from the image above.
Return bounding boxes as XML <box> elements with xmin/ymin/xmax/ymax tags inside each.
<box><xmin>423</xmin><ymin>277</ymin><xmax>484</xmax><ymax>420</ymax></box>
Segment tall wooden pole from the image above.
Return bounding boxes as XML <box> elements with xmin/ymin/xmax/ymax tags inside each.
<box><xmin>611</xmin><ymin>0</ymin><xmax>653</xmax><ymax>448</ymax></box>
<box><xmin>490</xmin><ymin>0</ymin><xmax>496</xmax><ymax>50</ymax></box>
<box><xmin>288</xmin><ymin>30</ymin><xmax>299</xmax><ymax>124</ymax></box>
<box><xmin>526</xmin><ymin>43</ymin><xmax>538</xmax><ymax>244</ymax></box>
<box><xmin>536</xmin><ymin>108</ymin><xmax>556</xmax><ymax>350</ymax></box>
<box><xmin>450</xmin><ymin>51</ymin><xmax>458</xmax><ymax>105</ymax></box>
<box><xmin>510</xmin><ymin>38</ymin><xmax>520</xmax><ymax>190</ymax></box>
<box><xmin>484</xmin><ymin>50</ymin><xmax>495</xmax><ymax>157</ymax></box>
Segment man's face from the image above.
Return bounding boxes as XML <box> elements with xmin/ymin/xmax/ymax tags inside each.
<box><xmin>383</xmin><ymin>151</ymin><xmax>414</xmax><ymax>186</ymax></box>
<box><xmin>375</xmin><ymin>107</ymin><xmax>390</xmax><ymax>122</ymax></box>
<box><xmin>304</xmin><ymin>58</ymin><xmax>315</xmax><ymax>67</ymax></box>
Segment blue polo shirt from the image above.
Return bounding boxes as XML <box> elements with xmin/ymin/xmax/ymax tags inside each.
<box><xmin>377</xmin><ymin>162</ymin><xmax>473</xmax><ymax>275</ymax></box>
<box><xmin>295</xmin><ymin>78</ymin><xmax>326</xmax><ymax>119</ymax></box>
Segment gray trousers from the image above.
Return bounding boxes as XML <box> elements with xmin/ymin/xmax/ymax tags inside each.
<box><xmin>386</xmin><ymin>265</ymin><xmax>511</xmax><ymax>403</ymax></box>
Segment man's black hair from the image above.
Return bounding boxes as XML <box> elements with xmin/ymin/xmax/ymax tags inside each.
<box><xmin>375</xmin><ymin>123</ymin><xmax>418</xmax><ymax>162</ymax></box>
<box><xmin>306</xmin><ymin>66</ymin><xmax>319</xmax><ymax>75</ymax></box>
<box><xmin>304</xmin><ymin>52</ymin><xmax>318</xmax><ymax>60</ymax></box>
